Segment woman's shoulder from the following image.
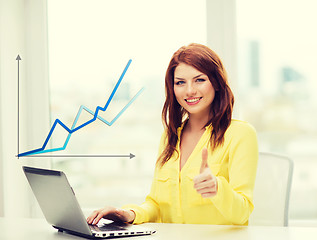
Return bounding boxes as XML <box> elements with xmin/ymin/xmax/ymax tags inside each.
<box><xmin>226</xmin><ymin>119</ymin><xmax>257</xmax><ymax>137</ymax></box>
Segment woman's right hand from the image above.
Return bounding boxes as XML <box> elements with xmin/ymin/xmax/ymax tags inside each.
<box><xmin>86</xmin><ymin>206</ymin><xmax>136</xmax><ymax>225</ymax></box>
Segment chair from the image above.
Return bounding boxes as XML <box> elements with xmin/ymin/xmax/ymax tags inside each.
<box><xmin>248</xmin><ymin>152</ymin><xmax>294</xmax><ymax>226</ymax></box>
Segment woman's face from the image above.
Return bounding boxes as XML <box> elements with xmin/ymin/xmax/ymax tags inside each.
<box><xmin>173</xmin><ymin>63</ymin><xmax>215</xmax><ymax>118</ymax></box>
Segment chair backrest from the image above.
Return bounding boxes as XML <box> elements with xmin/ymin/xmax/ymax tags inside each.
<box><xmin>249</xmin><ymin>152</ymin><xmax>293</xmax><ymax>226</ymax></box>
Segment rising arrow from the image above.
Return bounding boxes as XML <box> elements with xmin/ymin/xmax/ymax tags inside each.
<box><xmin>16</xmin><ymin>55</ymin><xmax>21</xmax><ymax>159</ymax></box>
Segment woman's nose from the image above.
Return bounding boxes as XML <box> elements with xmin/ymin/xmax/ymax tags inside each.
<box><xmin>186</xmin><ymin>83</ymin><xmax>197</xmax><ymax>96</ymax></box>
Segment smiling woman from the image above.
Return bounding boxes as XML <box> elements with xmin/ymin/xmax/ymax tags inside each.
<box><xmin>87</xmin><ymin>43</ymin><xmax>258</xmax><ymax>226</ymax></box>
<box><xmin>160</xmin><ymin>43</ymin><xmax>235</xmax><ymax>166</ymax></box>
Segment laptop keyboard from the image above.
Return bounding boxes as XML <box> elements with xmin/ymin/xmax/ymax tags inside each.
<box><xmin>89</xmin><ymin>222</ymin><xmax>128</xmax><ymax>232</ymax></box>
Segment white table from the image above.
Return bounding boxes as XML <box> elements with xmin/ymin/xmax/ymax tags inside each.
<box><xmin>1</xmin><ymin>217</ymin><xmax>316</xmax><ymax>240</ymax></box>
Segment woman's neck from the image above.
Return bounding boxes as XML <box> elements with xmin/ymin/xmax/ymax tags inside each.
<box><xmin>186</xmin><ymin>113</ymin><xmax>210</xmax><ymax>132</ymax></box>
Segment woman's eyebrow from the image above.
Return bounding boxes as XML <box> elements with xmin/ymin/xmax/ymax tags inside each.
<box><xmin>175</xmin><ymin>74</ymin><xmax>204</xmax><ymax>80</ymax></box>
<box><xmin>192</xmin><ymin>74</ymin><xmax>204</xmax><ymax>79</ymax></box>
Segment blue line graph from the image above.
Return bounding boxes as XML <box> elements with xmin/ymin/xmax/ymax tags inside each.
<box><xmin>18</xmin><ymin>59</ymin><xmax>143</xmax><ymax>157</ymax></box>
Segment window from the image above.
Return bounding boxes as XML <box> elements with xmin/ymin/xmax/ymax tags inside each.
<box><xmin>236</xmin><ymin>0</ymin><xmax>317</xmax><ymax>221</ymax></box>
<box><xmin>47</xmin><ymin>0</ymin><xmax>206</xmax><ymax>208</ymax></box>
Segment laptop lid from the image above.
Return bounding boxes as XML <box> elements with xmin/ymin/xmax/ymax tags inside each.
<box><xmin>23</xmin><ymin>166</ymin><xmax>93</xmax><ymax>237</ymax></box>
<box><xmin>23</xmin><ymin>166</ymin><xmax>155</xmax><ymax>239</ymax></box>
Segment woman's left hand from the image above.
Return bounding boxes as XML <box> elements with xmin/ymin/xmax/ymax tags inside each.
<box><xmin>193</xmin><ymin>148</ymin><xmax>218</xmax><ymax>198</ymax></box>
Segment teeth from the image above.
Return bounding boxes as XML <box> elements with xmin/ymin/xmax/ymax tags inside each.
<box><xmin>186</xmin><ymin>98</ymin><xmax>200</xmax><ymax>103</ymax></box>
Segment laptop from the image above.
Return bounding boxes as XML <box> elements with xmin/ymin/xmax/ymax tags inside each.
<box><xmin>23</xmin><ymin>166</ymin><xmax>156</xmax><ymax>239</ymax></box>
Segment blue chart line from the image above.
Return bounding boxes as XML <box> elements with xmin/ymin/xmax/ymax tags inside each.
<box><xmin>18</xmin><ymin>59</ymin><xmax>143</xmax><ymax>157</ymax></box>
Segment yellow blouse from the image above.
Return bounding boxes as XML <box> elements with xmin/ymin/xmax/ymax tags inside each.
<box><xmin>123</xmin><ymin>119</ymin><xmax>258</xmax><ymax>225</ymax></box>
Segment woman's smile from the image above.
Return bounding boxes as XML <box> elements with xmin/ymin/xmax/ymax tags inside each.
<box><xmin>185</xmin><ymin>97</ymin><xmax>202</xmax><ymax>105</ymax></box>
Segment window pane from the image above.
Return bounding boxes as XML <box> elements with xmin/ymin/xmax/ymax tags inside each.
<box><xmin>237</xmin><ymin>0</ymin><xmax>317</xmax><ymax>220</ymax></box>
<box><xmin>47</xmin><ymin>0</ymin><xmax>206</xmax><ymax>208</ymax></box>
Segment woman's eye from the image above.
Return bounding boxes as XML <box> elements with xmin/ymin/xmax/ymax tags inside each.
<box><xmin>196</xmin><ymin>78</ymin><xmax>206</xmax><ymax>82</ymax></box>
<box><xmin>175</xmin><ymin>81</ymin><xmax>185</xmax><ymax>85</ymax></box>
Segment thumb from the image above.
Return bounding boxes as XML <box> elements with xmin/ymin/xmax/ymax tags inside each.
<box><xmin>200</xmin><ymin>148</ymin><xmax>209</xmax><ymax>173</ymax></box>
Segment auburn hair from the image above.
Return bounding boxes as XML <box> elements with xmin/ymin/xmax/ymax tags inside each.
<box><xmin>157</xmin><ymin>43</ymin><xmax>234</xmax><ymax>166</ymax></box>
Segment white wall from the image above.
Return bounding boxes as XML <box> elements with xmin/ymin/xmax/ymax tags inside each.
<box><xmin>0</xmin><ymin>0</ymin><xmax>51</xmax><ymax>218</ymax></box>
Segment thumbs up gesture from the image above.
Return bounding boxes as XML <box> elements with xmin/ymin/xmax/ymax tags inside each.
<box><xmin>193</xmin><ymin>148</ymin><xmax>218</xmax><ymax>198</ymax></box>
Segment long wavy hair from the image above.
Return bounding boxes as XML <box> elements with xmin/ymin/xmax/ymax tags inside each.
<box><xmin>157</xmin><ymin>43</ymin><xmax>234</xmax><ymax>166</ymax></box>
